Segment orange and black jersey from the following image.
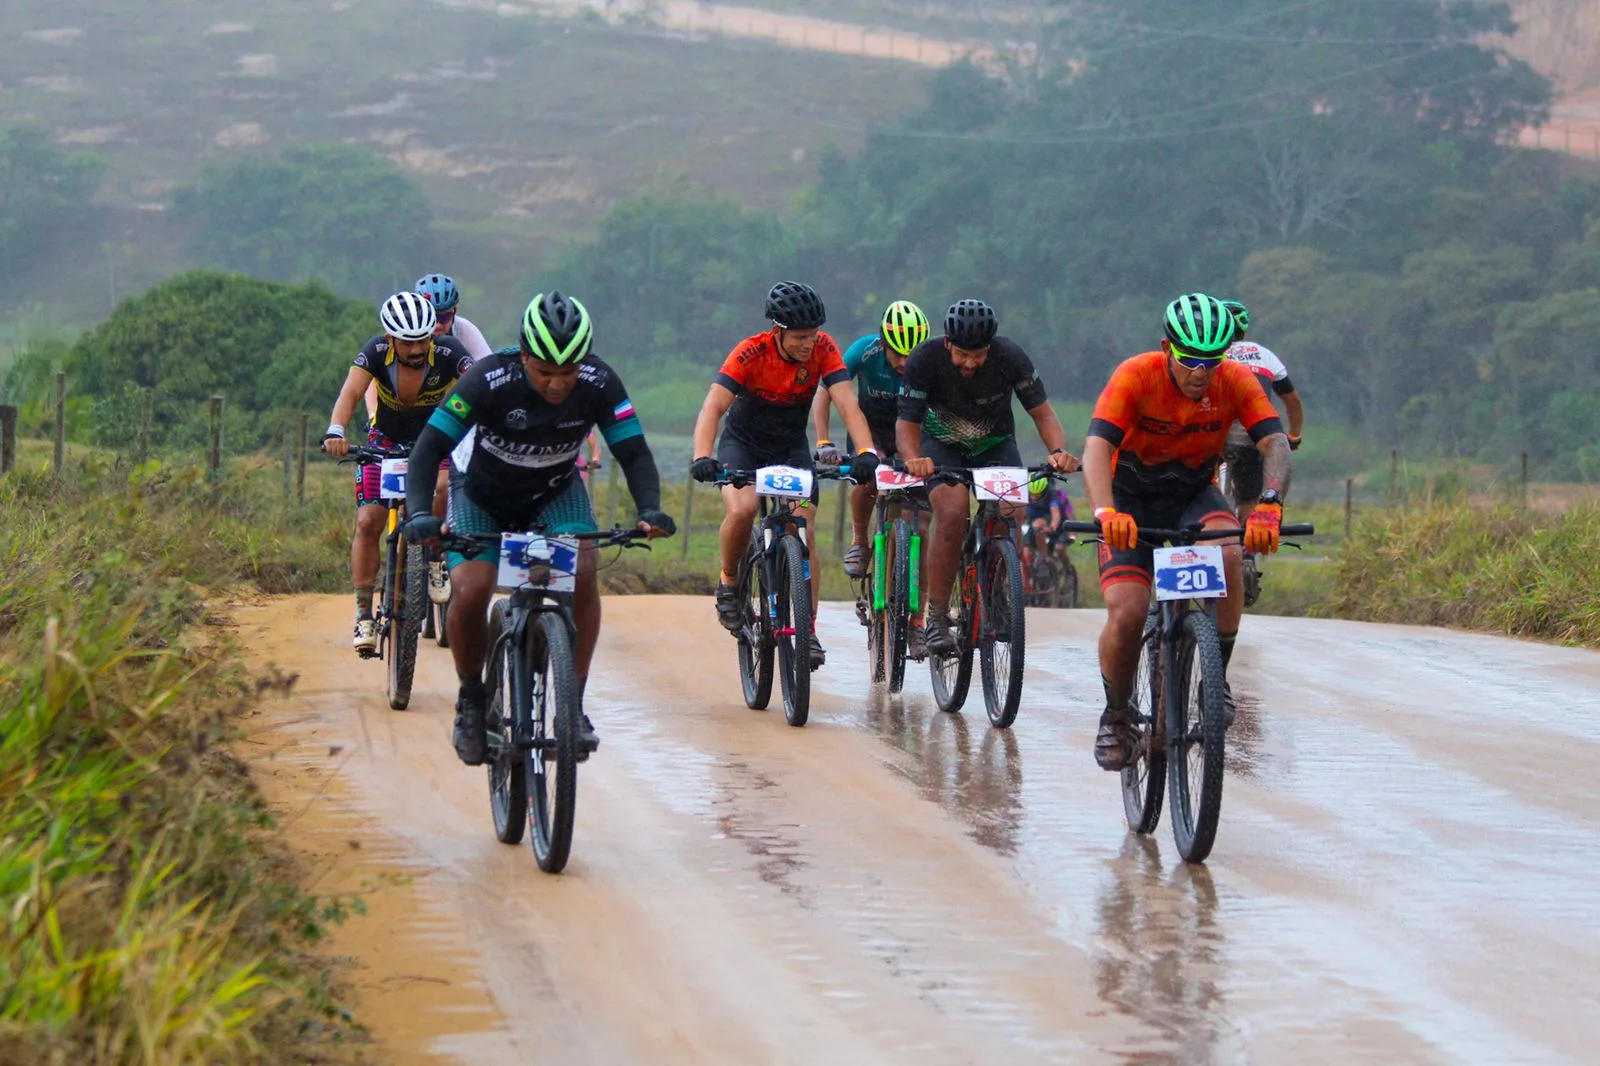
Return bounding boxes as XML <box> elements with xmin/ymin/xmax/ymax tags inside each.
<box><xmin>1088</xmin><ymin>351</ymin><xmax>1283</xmax><ymax>496</ymax></box>
<box><xmin>715</xmin><ymin>330</ymin><xmax>850</xmax><ymax>451</ymax></box>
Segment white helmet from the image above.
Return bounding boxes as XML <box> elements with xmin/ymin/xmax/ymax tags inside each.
<box><xmin>379</xmin><ymin>291</ymin><xmax>436</xmax><ymax>341</ymax></box>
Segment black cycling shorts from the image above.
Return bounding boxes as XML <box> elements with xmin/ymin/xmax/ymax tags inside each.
<box><xmin>920</xmin><ymin>435</ymin><xmax>1024</xmax><ymax>472</ymax></box>
<box><xmin>717</xmin><ymin>433</ymin><xmax>819</xmax><ymax>505</ymax></box>
<box><xmin>1098</xmin><ymin>483</ymin><xmax>1236</xmax><ymax>591</ymax></box>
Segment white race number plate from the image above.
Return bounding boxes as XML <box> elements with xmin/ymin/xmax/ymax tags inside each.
<box><xmin>379</xmin><ymin>458</ymin><xmax>408</xmax><ymax>500</ymax></box>
<box><xmin>972</xmin><ymin>466</ymin><xmax>1029</xmax><ymax>503</ymax></box>
<box><xmin>1153</xmin><ymin>545</ymin><xmax>1227</xmax><ymax>601</ymax></box>
<box><xmin>755</xmin><ymin>465</ymin><xmax>813</xmax><ymax>499</ymax></box>
<box><xmin>875</xmin><ymin>468</ymin><xmax>925</xmax><ymax>491</ymax></box>
<box><xmin>497</xmin><ymin>533</ymin><xmax>579</xmax><ymax>593</ymax></box>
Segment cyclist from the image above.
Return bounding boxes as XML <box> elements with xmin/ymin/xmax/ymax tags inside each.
<box><xmin>362</xmin><ymin>273</ymin><xmax>495</xmax><ymax>604</ymax></box>
<box><xmin>401</xmin><ymin>291</ymin><xmax>676</xmax><ymax>767</ymax></box>
<box><xmin>1023</xmin><ymin>475</ymin><xmax>1075</xmax><ymax>568</ymax></box>
<box><xmin>1218</xmin><ymin>298</ymin><xmax>1305</xmax><ymax>605</ymax></box>
<box><xmin>1082</xmin><ymin>293</ymin><xmax>1292</xmax><ymax>771</ymax></box>
<box><xmin>812</xmin><ymin>299</ymin><xmax>933</xmax><ymax>655</ymax></box>
<box><xmin>690</xmin><ymin>281</ymin><xmax>880</xmax><ymax>669</ymax></box>
<box><xmin>322</xmin><ymin>291</ymin><xmax>475</xmax><ymax>655</ymax></box>
<box><xmin>897</xmin><ymin>299</ymin><xmax>1080</xmax><ymax>657</ymax></box>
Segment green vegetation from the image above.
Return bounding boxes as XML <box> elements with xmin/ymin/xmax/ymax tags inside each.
<box><xmin>0</xmin><ymin>460</ymin><xmax>361</xmax><ymax>1063</ymax></box>
<box><xmin>173</xmin><ymin>144</ymin><xmax>432</xmax><ymax>299</ymax></box>
<box><xmin>1331</xmin><ymin>501</ymin><xmax>1600</xmax><ymax>643</ymax></box>
<box><xmin>0</xmin><ymin>123</ymin><xmax>106</xmax><ymax>284</ymax></box>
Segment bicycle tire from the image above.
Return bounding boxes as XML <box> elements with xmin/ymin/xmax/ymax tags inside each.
<box><xmin>774</xmin><ymin>534</ymin><xmax>812</xmax><ymax>727</ymax></box>
<box><xmin>737</xmin><ymin>541</ymin><xmax>774</xmax><ymax>710</ymax></box>
<box><xmin>931</xmin><ymin>559</ymin><xmax>975</xmax><ymax>713</ymax></box>
<box><xmin>485</xmin><ymin>601</ymin><xmax>526</xmax><ymax>845</ymax></box>
<box><xmin>1167</xmin><ymin>608</ymin><xmax>1227</xmax><ymax>863</ymax></box>
<box><xmin>1062</xmin><ymin>558</ymin><xmax>1080</xmax><ymax>609</ymax></box>
<box><xmin>868</xmin><ymin>574</ymin><xmax>886</xmax><ymax>687</ymax></box>
<box><xmin>387</xmin><ymin>537</ymin><xmax>424</xmax><ymax>710</ymax></box>
<box><xmin>978</xmin><ymin>536</ymin><xmax>1027</xmax><ymax>728</ymax></box>
<box><xmin>887</xmin><ymin>518</ymin><xmax>911</xmax><ymax>694</ymax></box>
<box><xmin>1120</xmin><ymin>605</ymin><xmax>1165</xmax><ymax>835</ymax></box>
<box><xmin>527</xmin><ymin>611</ymin><xmax>580</xmax><ymax>873</ymax></box>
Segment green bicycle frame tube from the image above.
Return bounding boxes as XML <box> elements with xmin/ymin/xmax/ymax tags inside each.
<box><xmin>909</xmin><ymin>533</ymin><xmax>921</xmax><ymax>612</ymax></box>
<box><xmin>872</xmin><ymin>530</ymin><xmax>887</xmax><ymax>611</ymax></box>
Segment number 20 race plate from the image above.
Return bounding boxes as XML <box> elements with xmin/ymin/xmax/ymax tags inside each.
<box><xmin>1153</xmin><ymin>545</ymin><xmax>1227</xmax><ymax>601</ymax></box>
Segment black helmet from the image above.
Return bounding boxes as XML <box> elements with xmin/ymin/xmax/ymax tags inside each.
<box><xmin>765</xmin><ymin>281</ymin><xmax>826</xmax><ymax>330</ymax></box>
<box><xmin>945</xmin><ymin>299</ymin><xmax>998</xmax><ymax>349</ymax></box>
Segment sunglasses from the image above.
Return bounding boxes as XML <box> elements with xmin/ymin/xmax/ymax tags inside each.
<box><xmin>434</xmin><ymin>309</ymin><xmax>456</xmax><ymax>324</ymax></box>
<box><xmin>1172</xmin><ymin>350</ymin><xmax>1224</xmax><ymax>371</ymax></box>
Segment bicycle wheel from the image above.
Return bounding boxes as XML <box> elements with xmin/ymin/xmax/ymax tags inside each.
<box><xmin>485</xmin><ymin>601</ymin><xmax>526</xmax><ymax>845</ymax></box>
<box><xmin>737</xmin><ymin>541</ymin><xmax>774</xmax><ymax>710</ymax></box>
<box><xmin>774</xmin><ymin>534</ymin><xmax>812</xmax><ymax>727</ymax></box>
<box><xmin>526</xmin><ymin>611</ymin><xmax>580</xmax><ymax>873</ymax></box>
<box><xmin>886</xmin><ymin>518</ymin><xmax>911</xmax><ymax>694</ymax></box>
<box><xmin>1167</xmin><ymin>608</ymin><xmax>1228</xmax><ymax>863</ymax></box>
<box><xmin>978</xmin><ymin>536</ymin><xmax>1027</xmax><ymax>729</ymax></box>
<box><xmin>387</xmin><ymin>536</ymin><xmax>425</xmax><ymax>710</ymax></box>
<box><xmin>868</xmin><ymin>571</ymin><xmax>886</xmax><ymax>686</ymax></box>
<box><xmin>1062</xmin><ymin>557</ymin><xmax>1080</xmax><ymax>609</ymax></box>
<box><xmin>1120</xmin><ymin>604</ymin><xmax>1166</xmax><ymax>835</ymax></box>
<box><xmin>931</xmin><ymin>558</ymin><xmax>975</xmax><ymax>713</ymax></box>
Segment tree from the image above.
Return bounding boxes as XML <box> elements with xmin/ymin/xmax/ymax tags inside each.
<box><xmin>172</xmin><ymin>144</ymin><xmax>433</xmax><ymax>299</ymax></box>
<box><xmin>0</xmin><ymin>123</ymin><xmax>106</xmax><ymax>280</ymax></box>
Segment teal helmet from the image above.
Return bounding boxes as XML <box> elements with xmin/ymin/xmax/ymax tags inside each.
<box><xmin>1219</xmin><ymin>298</ymin><xmax>1250</xmax><ymax>333</ymax></box>
<box><xmin>1163</xmin><ymin>293</ymin><xmax>1236</xmax><ymax>356</ymax></box>
<box><xmin>520</xmin><ymin>290</ymin><xmax>593</xmax><ymax>365</ymax></box>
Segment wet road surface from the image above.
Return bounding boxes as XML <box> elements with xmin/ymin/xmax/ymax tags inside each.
<box><xmin>240</xmin><ymin>595</ymin><xmax>1600</xmax><ymax>1064</ymax></box>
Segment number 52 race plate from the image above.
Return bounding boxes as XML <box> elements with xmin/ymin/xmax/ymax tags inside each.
<box><xmin>1153</xmin><ymin>545</ymin><xmax>1226</xmax><ymax>601</ymax></box>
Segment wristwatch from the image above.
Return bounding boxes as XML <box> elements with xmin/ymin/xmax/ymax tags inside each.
<box><xmin>1049</xmin><ymin>447</ymin><xmax>1067</xmax><ymax>455</ymax></box>
<box><xmin>1259</xmin><ymin>489</ymin><xmax>1283</xmax><ymax>507</ymax></box>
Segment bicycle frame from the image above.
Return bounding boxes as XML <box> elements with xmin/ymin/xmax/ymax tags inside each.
<box><xmin>868</xmin><ymin>487</ymin><xmax>931</xmax><ymax>616</ymax></box>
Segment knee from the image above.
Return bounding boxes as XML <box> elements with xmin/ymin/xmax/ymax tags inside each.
<box><xmin>1103</xmin><ymin>588</ymin><xmax>1149</xmax><ymax>634</ymax></box>
<box><xmin>354</xmin><ymin>510</ymin><xmax>385</xmax><ymax>538</ymax></box>
<box><xmin>725</xmin><ymin>499</ymin><xmax>757</xmax><ymax>526</ymax></box>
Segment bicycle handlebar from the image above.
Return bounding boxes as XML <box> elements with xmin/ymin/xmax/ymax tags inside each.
<box><xmin>332</xmin><ymin>442</ymin><xmax>411</xmax><ymax>465</ymax></box>
<box><xmin>890</xmin><ymin>460</ymin><xmax>1071</xmax><ymax>489</ymax></box>
<box><xmin>1061</xmin><ymin>520</ymin><xmax>1316</xmax><ymax>545</ymax></box>
<box><xmin>716</xmin><ymin>465</ymin><xmax>856</xmax><ymax>489</ymax></box>
<box><xmin>437</xmin><ymin>526</ymin><xmax>653</xmax><ymax>556</ymax></box>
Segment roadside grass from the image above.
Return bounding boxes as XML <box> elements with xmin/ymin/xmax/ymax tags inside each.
<box><xmin>0</xmin><ymin>461</ymin><xmax>365</xmax><ymax>1063</ymax></box>
<box><xmin>1329</xmin><ymin>501</ymin><xmax>1600</xmax><ymax>644</ymax></box>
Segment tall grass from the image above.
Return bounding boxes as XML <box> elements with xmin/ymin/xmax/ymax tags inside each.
<box><xmin>0</xmin><ymin>461</ymin><xmax>360</xmax><ymax>1063</ymax></box>
<box><xmin>1330</xmin><ymin>501</ymin><xmax>1600</xmax><ymax>643</ymax></box>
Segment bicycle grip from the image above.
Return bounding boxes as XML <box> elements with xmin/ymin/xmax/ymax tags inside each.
<box><xmin>1281</xmin><ymin>523</ymin><xmax>1315</xmax><ymax>536</ymax></box>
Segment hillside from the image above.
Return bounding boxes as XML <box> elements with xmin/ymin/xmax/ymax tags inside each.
<box><xmin>3</xmin><ymin>0</ymin><xmax>934</xmax><ymax>325</ymax></box>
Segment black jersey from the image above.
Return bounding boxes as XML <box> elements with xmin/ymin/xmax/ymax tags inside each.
<box><xmin>897</xmin><ymin>336</ymin><xmax>1048</xmax><ymax>454</ymax></box>
<box><xmin>428</xmin><ymin>350</ymin><xmax>645</xmax><ymax>517</ymax></box>
<box><xmin>352</xmin><ymin>334</ymin><xmax>474</xmax><ymax>443</ymax></box>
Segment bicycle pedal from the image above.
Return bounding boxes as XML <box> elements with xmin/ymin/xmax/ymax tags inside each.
<box><xmin>356</xmin><ymin>647</ymin><xmax>379</xmax><ymax>660</ymax></box>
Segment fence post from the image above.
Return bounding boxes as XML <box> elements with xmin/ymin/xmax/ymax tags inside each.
<box><xmin>680</xmin><ymin>474</ymin><xmax>695</xmax><ymax>559</ymax></box>
<box><xmin>136</xmin><ymin>388</ymin><xmax>153</xmax><ymax>464</ymax></box>
<box><xmin>296</xmin><ymin>413</ymin><xmax>309</xmax><ymax>502</ymax></box>
<box><xmin>605</xmin><ymin>459</ymin><xmax>621</xmax><ymax>529</ymax></box>
<box><xmin>208</xmin><ymin>395</ymin><xmax>223</xmax><ymax>477</ymax></box>
<box><xmin>52</xmin><ymin>372</ymin><xmax>66</xmax><ymax>477</ymax></box>
<box><xmin>1388</xmin><ymin>447</ymin><xmax>1398</xmax><ymax>507</ymax></box>
<box><xmin>0</xmin><ymin>405</ymin><xmax>16</xmax><ymax>475</ymax></box>
<box><xmin>282</xmin><ymin>424</ymin><xmax>294</xmax><ymax>499</ymax></box>
<box><xmin>1344</xmin><ymin>477</ymin><xmax>1353</xmax><ymax>540</ymax></box>
<box><xmin>1520</xmin><ymin>452</ymin><xmax>1529</xmax><ymax>508</ymax></box>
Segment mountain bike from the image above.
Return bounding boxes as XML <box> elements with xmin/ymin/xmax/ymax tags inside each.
<box><xmin>439</xmin><ymin>526</ymin><xmax>649</xmax><ymax>874</ymax></box>
<box><xmin>1064</xmin><ymin>518</ymin><xmax>1313</xmax><ymax>863</ymax></box>
<box><xmin>1022</xmin><ymin>527</ymin><xmax>1079</xmax><ymax>608</ymax></box>
<box><xmin>337</xmin><ymin>443</ymin><xmax>424</xmax><ymax>710</ymax></box>
<box><xmin>925</xmin><ymin>463</ymin><xmax>1067</xmax><ymax>729</ymax></box>
<box><xmin>719</xmin><ymin>463</ymin><xmax>851</xmax><ymax>728</ymax></box>
<box><xmin>855</xmin><ymin>466</ymin><xmax>932</xmax><ymax>695</ymax></box>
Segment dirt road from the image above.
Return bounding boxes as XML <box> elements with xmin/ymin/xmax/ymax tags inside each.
<box><xmin>241</xmin><ymin>594</ymin><xmax>1600</xmax><ymax>1064</ymax></box>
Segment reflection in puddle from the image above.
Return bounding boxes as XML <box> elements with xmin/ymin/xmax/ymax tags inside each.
<box><xmin>858</xmin><ymin>689</ymin><xmax>1026</xmax><ymax>856</ymax></box>
<box><xmin>1094</xmin><ymin>836</ymin><xmax>1231</xmax><ymax>1062</ymax></box>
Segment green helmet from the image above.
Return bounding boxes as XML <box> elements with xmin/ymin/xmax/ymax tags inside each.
<box><xmin>520</xmin><ymin>290</ymin><xmax>593</xmax><ymax>365</ymax></box>
<box><xmin>880</xmin><ymin>300</ymin><xmax>930</xmax><ymax>356</ymax></box>
<box><xmin>1163</xmin><ymin>293</ymin><xmax>1236</xmax><ymax>356</ymax></box>
<box><xmin>1219</xmin><ymin>299</ymin><xmax>1250</xmax><ymax>333</ymax></box>
<box><xmin>1028</xmin><ymin>475</ymin><xmax>1049</xmax><ymax>496</ymax></box>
